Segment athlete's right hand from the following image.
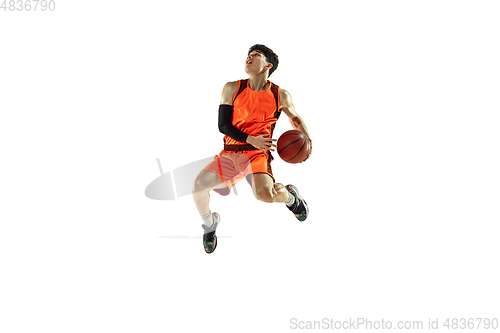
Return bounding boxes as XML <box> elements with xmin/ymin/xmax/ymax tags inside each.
<box><xmin>247</xmin><ymin>134</ymin><xmax>277</xmax><ymax>153</ymax></box>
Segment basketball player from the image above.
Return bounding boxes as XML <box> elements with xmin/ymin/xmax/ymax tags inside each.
<box><xmin>192</xmin><ymin>44</ymin><xmax>312</xmax><ymax>253</ymax></box>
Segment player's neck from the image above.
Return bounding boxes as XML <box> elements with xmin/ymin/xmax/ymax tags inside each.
<box><xmin>248</xmin><ymin>74</ymin><xmax>269</xmax><ymax>92</ymax></box>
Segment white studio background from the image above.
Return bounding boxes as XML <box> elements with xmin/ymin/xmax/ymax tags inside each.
<box><xmin>1</xmin><ymin>1</ymin><xmax>499</xmax><ymax>332</ymax></box>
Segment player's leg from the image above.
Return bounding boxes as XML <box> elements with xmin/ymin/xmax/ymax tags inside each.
<box><xmin>247</xmin><ymin>173</ymin><xmax>289</xmax><ymax>203</ymax></box>
<box><xmin>192</xmin><ymin>170</ymin><xmax>227</xmax><ymax>254</ymax></box>
<box><xmin>247</xmin><ymin>172</ymin><xmax>309</xmax><ymax>221</ymax></box>
<box><xmin>192</xmin><ymin>170</ymin><xmax>228</xmax><ymax>216</ymax></box>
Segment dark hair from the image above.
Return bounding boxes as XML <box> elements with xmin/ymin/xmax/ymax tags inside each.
<box><xmin>248</xmin><ymin>44</ymin><xmax>279</xmax><ymax>77</ymax></box>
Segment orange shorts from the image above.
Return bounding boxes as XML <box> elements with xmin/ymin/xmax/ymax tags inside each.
<box><xmin>202</xmin><ymin>149</ymin><xmax>274</xmax><ymax>196</ymax></box>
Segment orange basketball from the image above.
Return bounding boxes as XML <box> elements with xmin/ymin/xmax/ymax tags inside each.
<box><xmin>277</xmin><ymin>130</ymin><xmax>310</xmax><ymax>163</ymax></box>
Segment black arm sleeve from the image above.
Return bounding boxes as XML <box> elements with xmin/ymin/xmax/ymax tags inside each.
<box><xmin>218</xmin><ymin>104</ymin><xmax>249</xmax><ymax>143</ymax></box>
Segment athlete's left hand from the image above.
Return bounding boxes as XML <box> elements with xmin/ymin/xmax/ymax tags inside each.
<box><xmin>247</xmin><ymin>134</ymin><xmax>277</xmax><ymax>153</ymax></box>
<box><xmin>302</xmin><ymin>138</ymin><xmax>312</xmax><ymax>162</ymax></box>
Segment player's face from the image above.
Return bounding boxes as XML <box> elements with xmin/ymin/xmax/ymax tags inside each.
<box><xmin>245</xmin><ymin>50</ymin><xmax>269</xmax><ymax>74</ymax></box>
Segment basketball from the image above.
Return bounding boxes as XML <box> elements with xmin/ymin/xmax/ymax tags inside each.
<box><xmin>277</xmin><ymin>130</ymin><xmax>310</xmax><ymax>163</ymax></box>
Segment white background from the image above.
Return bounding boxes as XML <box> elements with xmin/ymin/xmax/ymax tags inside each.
<box><xmin>1</xmin><ymin>0</ymin><xmax>499</xmax><ymax>332</ymax></box>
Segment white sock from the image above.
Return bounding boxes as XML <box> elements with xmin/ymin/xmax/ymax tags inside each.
<box><xmin>285</xmin><ymin>191</ymin><xmax>296</xmax><ymax>207</ymax></box>
<box><xmin>201</xmin><ymin>211</ymin><xmax>214</xmax><ymax>228</ymax></box>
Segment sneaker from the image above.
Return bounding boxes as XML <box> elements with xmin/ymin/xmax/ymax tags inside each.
<box><xmin>202</xmin><ymin>212</ymin><xmax>220</xmax><ymax>254</ymax></box>
<box><xmin>286</xmin><ymin>185</ymin><xmax>309</xmax><ymax>222</ymax></box>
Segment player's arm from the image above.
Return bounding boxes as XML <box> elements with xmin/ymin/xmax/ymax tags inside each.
<box><xmin>280</xmin><ymin>89</ymin><xmax>312</xmax><ymax>159</ymax></box>
<box><xmin>218</xmin><ymin>82</ymin><xmax>276</xmax><ymax>151</ymax></box>
<box><xmin>218</xmin><ymin>81</ymin><xmax>249</xmax><ymax>143</ymax></box>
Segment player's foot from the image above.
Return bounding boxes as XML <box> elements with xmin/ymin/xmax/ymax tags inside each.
<box><xmin>202</xmin><ymin>212</ymin><xmax>220</xmax><ymax>254</ymax></box>
<box><xmin>286</xmin><ymin>185</ymin><xmax>309</xmax><ymax>222</ymax></box>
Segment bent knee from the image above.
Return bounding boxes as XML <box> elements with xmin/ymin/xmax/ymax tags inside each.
<box><xmin>255</xmin><ymin>187</ymin><xmax>274</xmax><ymax>203</ymax></box>
<box><xmin>193</xmin><ymin>172</ymin><xmax>216</xmax><ymax>192</ymax></box>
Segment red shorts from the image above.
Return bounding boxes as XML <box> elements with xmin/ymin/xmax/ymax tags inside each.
<box><xmin>202</xmin><ymin>149</ymin><xmax>274</xmax><ymax>196</ymax></box>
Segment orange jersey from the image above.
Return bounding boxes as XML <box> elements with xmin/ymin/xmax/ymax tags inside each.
<box><xmin>224</xmin><ymin>79</ymin><xmax>282</xmax><ymax>146</ymax></box>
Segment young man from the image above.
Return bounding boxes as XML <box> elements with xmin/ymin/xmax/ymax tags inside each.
<box><xmin>192</xmin><ymin>44</ymin><xmax>312</xmax><ymax>254</ymax></box>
